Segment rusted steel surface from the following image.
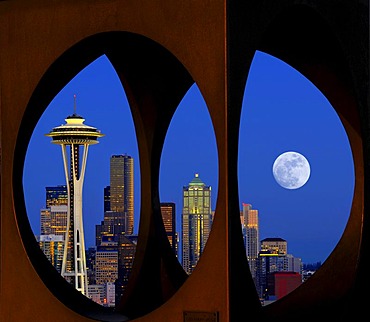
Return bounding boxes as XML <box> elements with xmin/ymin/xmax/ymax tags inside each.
<box><xmin>0</xmin><ymin>1</ymin><xmax>367</xmax><ymax>321</ymax></box>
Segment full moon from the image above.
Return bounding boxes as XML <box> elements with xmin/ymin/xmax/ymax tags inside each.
<box><xmin>272</xmin><ymin>151</ymin><xmax>311</xmax><ymax>189</ymax></box>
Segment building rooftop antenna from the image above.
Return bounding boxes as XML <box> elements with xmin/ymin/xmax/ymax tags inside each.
<box><xmin>73</xmin><ymin>94</ymin><xmax>77</xmax><ymax>115</ymax></box>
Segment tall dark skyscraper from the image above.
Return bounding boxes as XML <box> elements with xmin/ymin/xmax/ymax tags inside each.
<box><xmin>94</xmin><ymin>154</ymin><xmax>136</xmax><ymax>305</ymax></box>
<box><xmin>104</xmin><ymin>185</ymin><xmax>110</xmax><ymax>212</ymax></box>
<box><xmin>110</xmin><ymin>154</ymin><xmax>134</xmax><ymax>235</ymax></box>
<box><xmin>160</xmin><ymin>202</ymin><xmax>178</xmax><ymax>255</ymax></box>
<box><xmin>181</xmin><ymin>173</ymin><xmax>212</xmax><ymax>274</ymax></box>
<box><xmin>242</xmin><ymin>203</ymin><xmax>260</xmax><ymax>282</ymax></box>
<box><xmin>116</xmin><ymin>234</ymin><xmax>137</xmax><ymax>303</ymax></box>
<box><xmin>45</xmin><ymin>103</ymin><xmax>104</xmax><ymax>296</ymax></box>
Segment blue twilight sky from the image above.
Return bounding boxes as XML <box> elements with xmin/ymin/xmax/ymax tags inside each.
<box><xmin>23</xmin><ymin>51</ymin><xmax>354</xmax><ymax>264</ymax></box>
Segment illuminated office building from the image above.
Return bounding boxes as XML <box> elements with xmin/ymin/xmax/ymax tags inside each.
<box><xmin>241</xmin><ymin>203</ymin><xmax>260</xmax><ymax>281</ymax></box>
<box><xmin>39</xmin><ymin>186</ymin><xmax>68</xmax><ymax>272</ymax></box>
<box><xmin>95</xmin><ymin>210</ymin><xmax>126</xmax><ymax>247</ymax></box>
<box><xmin>41</xmin><ymin>185</ymin><xmax>68</xmax><ymax>236</ymax></box>
<box><xmin>97</xmin><ymin>154</ymin><xmax>136</xmax><ymax>304</ymax></box>
<box><xmin>257</xmin><ymin>238</ymin><xmax>289</xmax><ymax>300</ymax></box>
<box><xmin>38</xmin><ymin>234</ymin><xmax>64</xmax><ymax>273</ymax></box>
<box><xmin>95</xmin><ymin>217</ymin><xmax>137</xmax><ymax>304</ymax></box>
<box><xmin>88</xmin><ymin>284</ymin><xmax>105</xmax><ymax>306</ymax></box>
<box><xmin>160</xmin><ymin>202</ymin><xmax>178</xmax><ymax>255</ymax></box>
<box><xmin>260</xmin><ymin>238</ymin><xmax>301</xmax><ymax>273</ymax></box>
<box><xmin>95</xmin><ymin>241</ymin><xmax>119</xmax><ymax>286</ymax></box>
<box><xmin>182</xmin><ymin>173</ymin><xmax>212</xmax><ymax>275</ymax></box>
<box><xmin>110</xmin><ymin>154</ymin><xmax>134</xmax><ymax>235</ymax></box>
<box><xmin>286</xmin><ymin>254</ymin><xmax>303</xmax><ymax>274</ymax></box>
<box><xmin>94</xmin><ymin>238</ymin><xmax>119</xmax><ymax>308</ymax></box>
<box><xmin>45</xmin><ymin>102</ymin><xmax>104</xmax><ymax>296</ymax></box>
<box><xmin>45</xmin><ymin>185</ymin><xmax>68</xmax><ymax>207</ymax></box>
<box><xmin>261</xmin><ymin>237</ymin><xmax>287</xmax><ymax>255</ymax></box>
<box><xmin>40</xmin><ymin>205</ymin><xmax>68</xmax><ymax>236</ymax></box>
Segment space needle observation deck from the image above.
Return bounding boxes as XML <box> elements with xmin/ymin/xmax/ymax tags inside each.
<box><xmin>45</xmin><ymin>98</ymin><xmax>104</xmax><ymax>296</ymax></box>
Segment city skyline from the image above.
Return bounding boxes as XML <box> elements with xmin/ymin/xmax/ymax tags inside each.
<box><xmin>23</xmin><ymin>51</ymin><xmax>354</xmax><ymax>264</ymax></box>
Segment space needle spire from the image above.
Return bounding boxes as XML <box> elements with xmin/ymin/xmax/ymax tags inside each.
<box><xmin>73</xmin><ymin>93</ymin><xmax>77</xmax><ymax>114</ymax></box>
<box><xmin>45</xmin><ymin>97</ymin><xmax>104</xmax><ymax>296</ymax></box>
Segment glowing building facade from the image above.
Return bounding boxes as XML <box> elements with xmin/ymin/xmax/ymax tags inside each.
<box><xmin>182</xmin><ymin>173</ymin><xmax>212</xmax><ymax>274</ymax></box>
<box><xmin>261</xmin><ymin>237</ymin><xmax>287</xmax><ymax>255</ymax></box>
<box><xmin>45</xmin><ymin>185</ymin><xmax>68</xmax><ymax>207</ymax></box>
<box><xmin>38</xmin><ymin>234</ymin><xmax>64</xmax><ymax>273</ymax></box>
<box><xmin>110</xmin><ymin>155</ymin><xmax>134</xmax><ymax>235</ymax></box>
<box><xmin>39</xmin><ymin>185</ymin><xmax>68</xmax><ymax>273</ymax></box>
<box><xmin>242</xmin><ymin>203</ymin><xmax>260</xmax><ymax>281</ymax></box>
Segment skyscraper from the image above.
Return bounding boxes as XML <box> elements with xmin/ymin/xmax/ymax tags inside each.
<box><xmin>241</xmin><ymin>203</ymin><xmax>260</xmax><ymax>281</ymax></box>
<box><xmin>39</xmin><ymin>185</ymin><xmax>68</xmax><ymax>273</ymax></box>
<box><xmin>95</xmin><ymin>155</ymin><xmax>136</xmax><ymax>304</ymax></box>
<box><xmin>260</xmin><ymin>237</ymin><xmax>287</xmax><ymax>255</ymax></box>
<box><xmin>38</xmin><ymin>234</ymin><xmax>64</xmax><ymax>273</ymax></box>
<box><xmin>116</xmin><ymin>234</ymin><xmax>137</xmax><ymax>303</ymax></box>
<box><xmin>182</xmin><ymin>173</ymin><xmax>212</xmax><ymax>274</ymax></box>
<box><xmin>257</xmin><ymin>237</ymin><xmax>289</xmax><ymax>300</ymax></box>
<box><xmin>41</xmin><ymin>185</ymin><xmax>68</xmax><ymax>236</ymax></box>
<box><xmin>104</xmin><ymin>185</ymin><xmax>110</xmax><ymax>212</ymax></box>
<box><xmin>40</xmin><ymin>205</ymin><xmax>68</xmax><ymax>236</ymax></box>
<box><xmin>95</xmin><ymin>210</ymin><xmax>127</xmax><ymax>247</ymax></box>
<box><xmin>160</xmin><ymin>202</ymin><xmax>178</xmax><ymax>255</ymax></box>
<box><xmin>110</xmin><ymin>154</ymin><xmax>134</xmax><ymax>235</ymax></box>
<box><xmin>45</xmin><ymin>101</ymin><xmax>104</xmax><ymax>296</ymax></box>
<box><xmin>45</xmin><ymin>185</ymin><xmax>68</xmax><ymax>207</ymax></box>
<box><xmin>91</xmin><ymin>236</ymin><xmax>119</xmax><ymax>308</ymax></box>
<box><xmin>95</xmin><ymin>238</ymin><xmax>118</xmax><ymax>286</ymax></box>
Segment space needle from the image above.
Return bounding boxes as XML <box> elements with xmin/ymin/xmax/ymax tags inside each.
<box><xmin>45</xmin><ymin>95</ymin><xmax>104</xmax><ymax>296</ymax></box>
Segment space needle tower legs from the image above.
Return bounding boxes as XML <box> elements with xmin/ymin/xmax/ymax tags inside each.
<box><xmin>60</xmin><ymin>142</ymin><xmax>89</xmax><ymax>295</ymax></box>
<box><xmin>46</xmin><ymin>97</ymin><xmax>104</xmax><ymax>296</ymax></box>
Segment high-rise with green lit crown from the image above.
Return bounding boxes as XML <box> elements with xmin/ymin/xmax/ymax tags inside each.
<box><xmin>182</xmin><ymin>173</ymin><xmax>212</xmax><ymax>274</ymax></box>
